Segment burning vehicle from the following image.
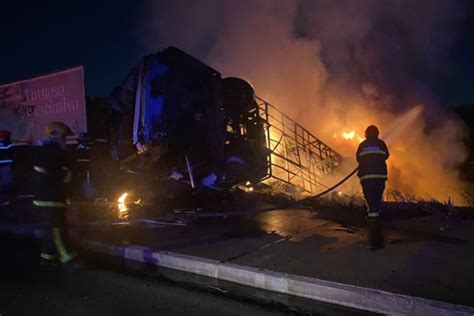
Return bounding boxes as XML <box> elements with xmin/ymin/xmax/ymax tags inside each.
<box><xmin>98</xmin><ymin>46</ymin><xmax>343</xmax><ymax>207</ymax></box>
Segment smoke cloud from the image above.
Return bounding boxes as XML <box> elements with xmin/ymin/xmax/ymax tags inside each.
<box><xmin>141</xmin><ymin>0</ymin><xmax>468</xmax><ymax>203</ymax></box>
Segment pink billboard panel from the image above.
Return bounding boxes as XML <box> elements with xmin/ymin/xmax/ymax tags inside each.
<box><xmin>0</xmin><ymin>66</ymin><xmax>87</xmax><ymax>142</ymax></box>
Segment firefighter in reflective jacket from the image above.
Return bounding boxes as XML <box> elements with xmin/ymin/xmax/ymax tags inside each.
<box><xmin>356</xmin><ymin>125</ymin><xmax>389</xmax><ymax>250</ymax></box>
<box><xmin>356</xmin><ymin>125</ymin><xmax>389</xmax><ymax>219</ymax></box>
<box><xmin>33</xmin><ymin>122</ymin><xmax>76</xmax><ymax>265</ymax></box>
<box><xmin>0</xmin><ymin>130</ymin><xmax>14</xmax><ymax>194</ymax></box>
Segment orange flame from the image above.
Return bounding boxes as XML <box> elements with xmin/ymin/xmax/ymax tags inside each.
<box><xmin>335</xmin><ymin>130</ymin><xmax>364</xmax><ymax>143</ymax></box>
<box><xmin>117</xmin><ymin>192</ymin><xmax>129</xmax><ymax>219</ymax></box>
<box><xmin>342</xmin><ymin>131</ymin><xmax>355</xmax><ymax>140</ymax></box>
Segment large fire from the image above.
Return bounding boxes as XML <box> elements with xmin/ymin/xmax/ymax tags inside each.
<box><xmin>320</xmin><ymin>105</ymin><xmax>466</xmax><ymax>205</ymax></box>
<box><xmin>144</xmin><ymin>0</ymin><xmax>470</xmax><ymax>205</ymax></box>
<box><xmin>260</xmin><ymin>100</ymin><xmax>467</xmax><ymax>205</ymax></box>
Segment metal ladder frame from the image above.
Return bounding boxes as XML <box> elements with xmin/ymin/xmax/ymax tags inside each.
<box><xmin>255</xmin><ymin>97</ymin><xmax>343</xmax><ymax>194</ymax></box>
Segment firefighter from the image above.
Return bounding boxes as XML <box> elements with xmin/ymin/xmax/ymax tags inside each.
<box><xmin>356</xmin><ymin>125</ymin><xmax>389</xmax><ymax>249</ymax></box>
<box><xmin>33</xmin><ymin>122</ymin><xmax>77</xmax><ymax>266</ymax></box>
<box><xmin>0</xmin><ymin>130</ymin><xmax>14</xmax><ymax>195</ymax></box>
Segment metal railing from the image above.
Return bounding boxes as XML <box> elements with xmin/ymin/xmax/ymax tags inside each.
<box><xmin>255</xmin><ymin>97</ymin><xmax>343</xmax><ymax>194</ymax></box>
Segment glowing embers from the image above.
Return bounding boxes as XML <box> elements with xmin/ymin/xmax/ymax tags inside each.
<box><xmin>237</xmin><ymin>180</ymin><xmax>255</xmax><ymax>193</ymax></box>
<box><xmin>117</xmin><ymin>192</ymin><xmax>129</xmax><ymax>220</ymax></box>
<box><xmin>244</xmin><ymin>180</ymin><xmax>254</xmax><ymax>192</ymax></box>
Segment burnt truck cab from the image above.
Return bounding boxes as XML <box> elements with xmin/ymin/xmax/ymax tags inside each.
<box><xmin>111</xmin><ymin>46</ymin><xmax>269</xmax><ymax>187</ymax></box>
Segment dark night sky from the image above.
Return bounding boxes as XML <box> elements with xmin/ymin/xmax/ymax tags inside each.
<box><xmin>443</xmin><ymin>3</ymin><xmax>474</xmax><ymax>106</ymax></box>
<box><xmin>1</xmin><ymin>0</ymin><xmax>473</xmax><ymax>106</ymax></box>
<box><xmin>0</xmin><ymin>0</ymin><xmax>144</xmax><ymax>97</ymax></box>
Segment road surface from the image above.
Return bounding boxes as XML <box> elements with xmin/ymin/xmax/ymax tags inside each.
<box><xmin>0</xmin><ymin>233</ymin><xmax>369</xmax><ymax>316</ymax></box>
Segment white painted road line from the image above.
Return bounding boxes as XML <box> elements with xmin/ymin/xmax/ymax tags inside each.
<box><xmin>82</xmin><ymin>240</ymin><xmax>474</xmax><ymax>316</ymax></box>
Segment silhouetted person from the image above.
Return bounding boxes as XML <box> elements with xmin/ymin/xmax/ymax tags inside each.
<box><xmin>33</xmin><ymin>122</ymin><xmax>77</xmax><ymax>266</ymax></box>
<box><xmin>356</xmin><ymin>125</ymin><xmax>389</xmax><ymax>250</ymax></box>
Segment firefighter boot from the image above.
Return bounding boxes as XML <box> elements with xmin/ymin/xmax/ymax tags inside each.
<box><xmin>368</xmin><ymin>217</ymin><xmax>385</xmax><ymax>250</ymax></box>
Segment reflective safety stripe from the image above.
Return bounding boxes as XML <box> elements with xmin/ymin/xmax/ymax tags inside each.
<box><xmin>76</xmin><ymin>159</ymin><xmax>91</xmax><ymax>162</ymax></box>
<box><xmin>62</xmin><ymin>166</ymin><xmax>72</xmax><ymax>183</ymax></box>
<box><xmin>360</xmin><ymin>174</ymin><xmax>388</xmax><ymax>181</ymax></box>
<box><xmin>367</xmin><ymin>212</ymin><xmax>380</xmax><ymax>218</ymax></box>
<box><xmin>33</xmin><ymin>200</ymin><xmax>66</xmax><ymax>208</ymax></box>
<box><xmin>52</xmin><ymin>227</ymin><xmax>75</xmax><ymax>264</ymax></box>
<box><xmin>0</xmin><ymin>159</ymin><xmax>13</xmax><ymax>164</ymax></box>
<box><xmin>34</xmin><ymin>166</ymin><xmax>48</xmax><ymax>173</ymax></box>
<box><xmin>40</xmin><ymin>252</ymin><xmax>55</xmax><ymax>260</ymax></box>
<box><xmin>0</xmin><ymin>144</ymin><xmax>13</xmax><ymax>149</ymax></box>
<box><xmin>34</xmin><ymin>166</ymin><xmax>72</xmax><ymax>182</ymax></box>
<box><xmin>358</xmin><ymin>150</ymin><xmax>386</xmax><ymax>157</ymax></box>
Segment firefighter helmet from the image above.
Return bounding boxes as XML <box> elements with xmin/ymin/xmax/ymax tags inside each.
<box><xmin>365</xmin><ymin>125</ymin><xmax>379</xmax><ymax>138</ymax></box>
<box><xmin>43</xmin><ymin>121</ymin><xmax>73</xmax><ymax>141</ymax></box>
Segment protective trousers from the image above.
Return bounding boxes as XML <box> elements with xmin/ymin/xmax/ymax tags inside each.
<box><xmin>361</xmin><ymin>178</ymin><xmax>385</xmax><ymax>218</ymax></box>
<box><xmin>361</xmin><ymin>178</ymin><xmax>385</xmax><ymax>249</ymax></box>
<box><xmin>39</xmin><ymin>206</ymin><xmax>76</xmax><ymax>264</ymax></box>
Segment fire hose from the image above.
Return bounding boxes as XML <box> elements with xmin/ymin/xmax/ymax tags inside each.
<box><xmin>186</xmin><ymin>167</ymin><xmax>360</xmax><ymax>219</ymax></box>
<box><xmin>306</xmin><ymin>167</ymin><xmax>359</xmax><ymax>200</ymax></box>
<box><xmin>268</xmin><ymin>133</ymin><xmax>359</xmax><ymax>199</ymax></box>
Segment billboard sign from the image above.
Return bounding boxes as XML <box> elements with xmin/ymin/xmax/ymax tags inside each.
<box><xmin>0</xmin><ymin>66</ymin><xmax>86</xmax><ymax>142</ymax></box>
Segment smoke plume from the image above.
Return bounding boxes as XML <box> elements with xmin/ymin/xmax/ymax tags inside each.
<box><xmin>141</xmin><ymin>0</ymin><xmax>468</xmax><ymax>203</ymax></box>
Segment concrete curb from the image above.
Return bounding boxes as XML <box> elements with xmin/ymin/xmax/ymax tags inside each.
<box><xmin>81</xmin><ymin>240</ymin><xmax>474</xmax><ymax>316</ymax></box>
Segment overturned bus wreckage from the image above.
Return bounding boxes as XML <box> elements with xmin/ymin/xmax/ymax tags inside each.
<box><xmin>105</xmin><ymin>46</ymin><xmax>342</xmax><ymax>211</ymax></box>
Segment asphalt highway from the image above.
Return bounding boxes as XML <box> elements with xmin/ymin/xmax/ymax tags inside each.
<box><xmin>0</xmin><ymin>233</ymin><xmax>371</xmax><ymax>316</ymax></box>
